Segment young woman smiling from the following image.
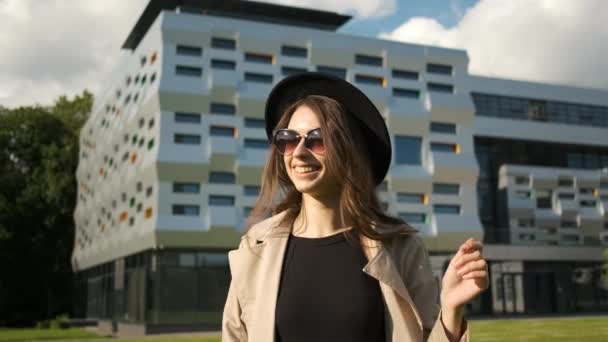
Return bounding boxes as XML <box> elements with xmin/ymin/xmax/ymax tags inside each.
<box><xmin>222</xmin><ymin>72</ymin><xmax>488</xmax><ymax>342</ymax></box>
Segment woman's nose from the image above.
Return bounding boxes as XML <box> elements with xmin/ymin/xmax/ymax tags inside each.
<box><xmin>292</xmin><ymin>137</ymin><xmax>307</xmax><ymax>157</ymax></box>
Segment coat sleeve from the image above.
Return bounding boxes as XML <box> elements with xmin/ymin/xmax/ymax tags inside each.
<box><xmin>396</xmin><ymin>235</ymin><xmax>470</xmax><ymax>342</ymax></box>
<box><xmin>221</xmin><ymin>249</ymin><xmax>248</xmax><ymax>341</ymax></box>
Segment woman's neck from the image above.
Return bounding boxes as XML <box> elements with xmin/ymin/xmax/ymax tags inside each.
<box><xmin>292</xmin><ymin>193</ymin><xmax>352</xmax><ymax>238</ymax></box>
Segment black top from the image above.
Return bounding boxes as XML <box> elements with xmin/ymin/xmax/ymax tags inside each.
<box><xmin>275</xmin><ymin>231</ymin><xmax>386</xmax><ymax>342</ymax></box>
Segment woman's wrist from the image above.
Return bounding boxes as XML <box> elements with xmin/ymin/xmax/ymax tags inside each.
<box><xmin>440</xmin><ymin>301</ymin><xmax>465</xmax><ymax>341</ymax></box>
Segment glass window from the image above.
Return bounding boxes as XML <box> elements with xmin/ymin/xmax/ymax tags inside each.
<box><xmin>244</xmin><ymin>52</ymin><xmax>273</xmax><ymax>64</ymax></box>
<box><xmin>175</xmin><ymin>112</ymin><xmax>201</xmax><ymax>123</ymax></box>
<box><xmin>175</xmin><ymin>65</ymin><xmax>202</xmax><ymax>77</ymax></box>
<box><xmin>210</xmin><ymin>102</ymin><xmax>236</xmax><ymax>115</ymax></box>
<box><xmin>430</xmin><ymin>122</ymin><xmax>456</xmax><ymax>134</ymax></box>
<box><xmin>281</xmin><ymin>45</ymin><xmax>308</xmax><ymax>58</ymax></box>
<box><xmin>392</xmin><ymin>69</ymin><xmax>418</xmax><ymax>80</ymax></box>
<box><xmin>211</xmin><ymin>59</ymin><xmax>236</xmax><ymax>70</ymax></box>
<box><xmin>355</xmin><ymin>54</ymin><xmax>383</xmax><ymax>67</ymax></box>
<box><xmin>244</xmin><ymin>118</ymin><xmax>265</xmax><ymax>128</ymax></box>
<box><xmin>243</xmin><ymin>185</ymin><xmax>260</xmax><ymax>196</ymax></box>
<box><xmin>558</xmin><ymin>192</ymin><xmax>575</xmax><ymax>200</ymax></box>
<box><xmin>561</xmin><ymin>220</ymin><xmax>577</xmax><ymax>228</ymax></box>
<box><xmin>426</xmin><ymin>63</ymin><xmax>453</xmax><ymax>75</ymax></box>
<box><xmin>176</xmin><ymin>45</ymin><xmax>202</xmax><ymax>57</ymax></box>
<box><xmin>396</xmin><ymin>193</ymin><xmax>424</xmax><ymax>203</ymax></box>
<box><xmin>244</xmin><ymin>138</ymin><xmax>268</xmax><ymax>149</ymax></box>
<box><xmin>536</xmin><ymin>190</ymin><xmax>552</xmax><ymax>208</ymax></box>
<box><xmin>174</xmin><ymin>134</ymin><xmax>201</xmax><ymax>145</ymax></box>
<box><xmin>210</xmin><ymin>126</ymin><xmax>235</xmax><ymax>137</ymax></box>
<box><xmin>433</xmin><ymin>204</ymin><xmax>460</xmax><ymax>214</ymax></box>
<box><xmin>355</xmin><ymin>74</ymin><xmax>384</xmax><ymax>86</ymax></box>
<box><xmin>211</xmin><ymin>37</ymin><xmax>236</xmax><ymax>50</ymax></box>
<box><xmin>316</xmin><ymin>65</ymin><xmax>346</xmax><ymax>79</ymax></box>
<box><xmin>399</xmin><ymin>212</ymin><xmax>426</xmax><ymax>223</ymax></box>
<box><xmin>172</xmin><ymin>204</ymin><xmax>200</xmax><ymax>216</ymax></box>
<box><xmin>393</xmin><ymin>88</ymin><xmax>419</xmax><ymax>98</ymax></box>
<box><xmin>244</xmin><ymin>72</ymin><xmax>273</xmax><ymax>83</ymax></box>
<box><xmin>209</xmin><ymin>195</ymin><xmax>235</xmax><ymax>206</ymax></box>
<box><xmin>427</xmin><ymin>82</ymin><xmax>453</xmax><ymax>93</ymax></box>
<box><xmin>430</xmin><ymin>142</ymin><xmax>457</xmax><ymax>153</ymax></box>
<box><xmin>209</xmin><ymin>172</ymin><xmax>236</xmax><ymax>184</ymax></box>
<box><xmin>433</xmin><ymin>183</ymin><xmax>460</xmax><ymax>195</ymax></box>
<box><xmin>558</xmin><ymin>177</ymin><xmax>574</xmax><ymax>187</ymax></box>
<box><xmin>395</xmin><ymin>135</ymin><xmax>422</xmax><ymax>165</ymax></box>
<box><xmin>281</xmin><ymin>66</ymin><xmax>307</xmax><ymax>76</ymax></box>
<box><xmin>173</xmin><ymin>182</ymin><xmax>200</xmax><ymax>193</ymax></box>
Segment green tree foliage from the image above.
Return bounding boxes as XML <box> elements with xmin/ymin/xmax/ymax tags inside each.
<box><xmin>0</xmin><ymin>91</ymin><xmax>92</xmax><ymax>326</ymax></box>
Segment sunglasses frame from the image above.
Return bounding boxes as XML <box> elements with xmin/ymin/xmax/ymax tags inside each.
<box><xmin>271</xmin><ymin>127</ymin><xmax>325</xmax><ymax>155</ymax></box>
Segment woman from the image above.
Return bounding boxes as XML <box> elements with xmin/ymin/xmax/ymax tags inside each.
<box><xmin>222</xmin><ymin>72</ymin><xmax>488</xmax><ymax>342</ymax></box>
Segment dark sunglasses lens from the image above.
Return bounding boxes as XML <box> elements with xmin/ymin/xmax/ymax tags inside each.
<box><xmin>305</xmin><ymin>131</ymin><xmax>325</xmax><ymax>154</ymax></box>
<box><xmin>274</xmin><ymin>131</ymin><xmax>300</xmax><ymax>155</ymax></box>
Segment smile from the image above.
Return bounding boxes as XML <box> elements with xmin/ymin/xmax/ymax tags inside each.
<box><xmin>294</xmin><ymin>166</ymin><xmax>320</xmax><ymax>173</ymax></box>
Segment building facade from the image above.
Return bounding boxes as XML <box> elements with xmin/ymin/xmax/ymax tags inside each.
<box><xmin>72</xmin><ymin>0</ymin><xmax>608</xmax><ymax>335</ymax></box>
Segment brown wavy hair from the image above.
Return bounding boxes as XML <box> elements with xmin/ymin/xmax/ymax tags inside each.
<box><xmin>246</xmin><ymin>95</ymin><xmax>416</xmax><ymax>244</ymax></box>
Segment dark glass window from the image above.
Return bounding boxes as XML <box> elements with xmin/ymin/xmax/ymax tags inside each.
<box><xmin>244</xmin><ymin>118</ymin><xmax>265</xmax><ymax>128</ymax></box>
<box><xmin>211</xmin><ymin>37</ymin><xmax>236</xmax><ymax>50</ymax></box>
<box><xmin>430</xmin><ymin>122</ymin><xmax>457</xmax><ymax>134</ymax></box>
<box><xmin>392</xmin><ymin>69</ymin><xmax>419</xmax><ymax>80</ymax></box>
<box><xmin>244</xmin><ymin>138</ymin><xmax>269</xmax><ymax>149</ymax></box>
<box><xmin>176</xmin><ymin>45</ymin><xmax>202</xmax><ymax>57</ymax></box>
<box><xmin>172</xmin><ymin>204</ymin><xmax>200</xmax><ymax>216</ymax></box>
<box><xmin>209</xmin><ymin>172</ymin><xmax>236</xmax><ymax>184</ymax></box>
<box><xmin>355</xmin><ymin>74</ymin><xmax>384</xmax><ymax>86</ymax></box>
<box><xmin>175</xmin><ymin>112</ymin><xmax>201</xmax><ymax>123</ymax></box>
<box><xmin>426</xmin><ymin>63</ymin><xmax>453</xmax><ymax>75</ymax></box>
<box><xmin>396</xmin><ymin>193</ymin><xmax>425</xmax><ymax>203</ymax></box>
<box><xmin>281</xmin><ymin>66</ymin><xmax>307</xmax><ymax>76</ymax></box>
<box><xmin>536</xmin><ymin>190</ymin><xmax>552</xmax><ymax>208</ymax></box>
<box><xmin>209</xmin><ymin>126</ymin><xmax>235</xmax><ymax>137</ymax></box>
<box><xmin>244</xmin><ymin>72</ymin><xmax>273</xmax><ymax>83</ymax></box>
<box><xmin>281</xmin><ymin>45</ymin><xmax>308</xmax><ymax>58</ymax></box>
<box><xmin>433</xmin><ymin>183</ymin><xmax>460</xmax><ymax>195</ymax></box>
<box><xmin>244</xmin><ymin>52</ymin><xmax>273</xmax><ymax>64</ymax></box>
<box><xmin>174</xmin><ymin>134</ymin><xmax>201</xmax><ymax>145</ymax></box>
<box><xmin>210</xmin><ymin>102</ymin><xmax>236</xmax><ymax>115</ymax></box>
<box><xmin>433</xmin><ymin>204</ymin><xmax>460</xmax><ymax>214</ymax></box>
<box><xmin>243</xmin><ymin>185</ymin><xmax>261</xmax><ymax>196</ymax></box>
<box><xmin>399</xmin><ymin>212</ymin><xmax>426</xmax><ymax>223</ymax></box>
<box><xmin>355</xmin><ymin>54</ymin><xmax>383</xmax><ymax>67</ymax></box>
<box><xmin>393</xmin><ymin>88</ymin><xmax>419</xmax><ymax>98</ymax></box>
<box><xmin>430</xmin><ymin>142</ymin><xmax>457</xmax><ymax>153</ymax></box>
<box><xmin>173</xmin><ymin>182</ymin><xmax>200</xmax><ymax>193</ymax></box>
<box><xmin>395</xmin><ymin>135</ymin><xmax>422</xmax><ymax>165</ymax></box>
<box><xmin>211</xmin><ymin>59</ymin><xmax>236</xmax><ymax>70</ymax></box>
<box><xmin>557</xmin><ymin>193</ymin><xmax>575</xmax><ymax>200</ymax></box>
<box><xmin>209</xmin><ymin>195</ymin><xmax>235</xmax><ymax>206</ymax></box>
<box><xmin>427</xmin><ymin>82</ymin><xmax>453</xmax><ymax>93</ymax></box>
<box><xmin>316</xmin><ymin>65</ymin><xmax>346</xmax><ymax>79</ymax></box>
<box><xmin>175</xmin><ymin>65</ymin><xmax>202</xmax><ymax>77</ymax></box>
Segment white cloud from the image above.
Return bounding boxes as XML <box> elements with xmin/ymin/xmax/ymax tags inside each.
<box><xmin>0</xmin><ymin>0</ymin><xmax>147</xmax><ymax>108</ymax></box>
<box><xmin>257</xmin><ymin>0</ymin><xmax>396</xmax><ymax>18</ymax></box>
<box><xmin>381</xmin><ymin>0</ymin><xmax>608</xmax><ymax>91</ymax></box>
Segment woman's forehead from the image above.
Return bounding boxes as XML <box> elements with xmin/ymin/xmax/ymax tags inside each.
<box><xmin>287</xmin><ymin>105</ymin><xmax>320</xmax><ymax>131</ymax></box>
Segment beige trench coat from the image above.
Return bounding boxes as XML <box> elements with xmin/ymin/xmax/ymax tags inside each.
<box><xmin>222</xmin><ymin>210</ymin><xmax>469</xmax><ymax>342</ymax></box>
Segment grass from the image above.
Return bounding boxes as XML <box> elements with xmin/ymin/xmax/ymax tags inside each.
<box><xmin>1</xmin><ymin>316</ymin><xmax>607</xmax><ymax>341</ymax></box>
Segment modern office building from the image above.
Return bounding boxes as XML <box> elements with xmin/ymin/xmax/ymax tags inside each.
<box><xmin>72</xmin><ymin>0</ymin><xmax>608</xmax><ymax>335</ymax></box>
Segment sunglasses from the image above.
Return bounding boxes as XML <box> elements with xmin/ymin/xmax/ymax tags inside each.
<box><xmin>272</xmin><ymin>128</ymin><xmax>325</xmax><ymax>155</ymax></box>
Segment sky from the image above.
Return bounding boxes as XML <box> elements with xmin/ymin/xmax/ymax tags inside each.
<box><xmin>1</xmin><ymin>0</ymin><xmax>607</xmax><ymax>108</ymax></box>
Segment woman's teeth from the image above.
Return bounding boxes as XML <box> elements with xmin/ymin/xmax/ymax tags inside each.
<box><xmin>294</xmin><ymin>166</ymin><xmax>319</xmax><ymax>173</ymax></box>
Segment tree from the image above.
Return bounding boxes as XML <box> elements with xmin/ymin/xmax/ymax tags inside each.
<box><xmin>0</xmin><ymin>91</ymin><xmax>92</xmax><ymax>326</ymax></box>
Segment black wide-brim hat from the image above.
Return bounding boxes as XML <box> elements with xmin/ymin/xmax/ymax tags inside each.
<box><xmin>264</xmin><ymin>72</ymin><xmax>391</xmax><ymax>186</ymax></box>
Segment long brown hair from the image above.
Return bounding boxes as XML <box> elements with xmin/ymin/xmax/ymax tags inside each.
<box><xmin>246</xmin><ymin>95</ymin><xmax>416</xmax><ymax>243</ymax></box>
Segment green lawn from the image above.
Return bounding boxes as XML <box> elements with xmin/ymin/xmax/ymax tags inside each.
<box><xmin>1</xmin><ymin>316</ymin><xmax>607</xmax><ymax>341</ymax></box>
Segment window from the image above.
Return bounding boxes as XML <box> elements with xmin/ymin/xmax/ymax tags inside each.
<box><xmin>393</xmin><ymin>88</ymin><xmax>419</xmax><ymax>98</ymax></box>
<box><xmin>561</xmin><ymin>220</ymin><xmax>577</xmax><ymax>228</ymax></box>
<box><xmin>173</xmin><ymin>204</ymin><xmax>200</xmax><ymax>216</ymax></box>
<box><xmin>244</xmin><ymin>72</ymin><xmax>273</xmax><ymax>84</ymax></box>
<box><xmin>515</xmin><ymin>190</ymin><xmax>531</xmax><ymax>199</ymax></box>
<box><xmin>558</xmin><ymin>177</ymin><xmax>574</xmax><ymax>187</ymax></box>
<box><xmin>355</xmin><ymin>54</ymin><xmax>383</xmax><ymax>67</ymax></box>
<box><xmin>399</xmin><ymin>212</ymin><xmax>426</xmax><ymax>223</ymax></box>
<box><xmin>536</xmin><ymin>190</ymin><xmax>552</xmax><ymax>209</ymax></box>
<box><xmin>433</xmin><ymin>183</ymin><xmax>460</xmax><ymax>195</ymax></box>
<box><xmin>281</xmin><ymin>45</ymin><xmax>307</xmax><ymax>58</ymax></box>
<box><xmin>244</xmin><ymin>185</ymin><xmax>260</xmax><ymax>196</ymax></box>
<box><xmin>211</xmin><ymin>37</ymin><xmax>236</xmax><ymax>50</ymax></box>
<box><xmin>210</xmin><ymin>102</ymin><xmax>236</xmax><ymax>115</ymax></box>
<box><xmin>282</xmin><ymin>66</ymin><xmax>307</xmax><ymax>76</ymax></box>
<box><xmin>148</xmin><ymin>118</ymin><xmax>155</xmax><ymax>129</ymax></box>
<box><xmin>517</xmin><ymin>218</ymin><xmax>534</xmax><ymax>228</ymax></box>
<box><xmin>244</xmin><ymin>118</ymin><xmax>265</xmax><ymax>128</ymax></box>
<box><xmin>580</xmin><ymin>199</ymin><xmax>596</xmax><ymax>207</ymax></box>
<box><xmin>316</xmin><ymin>65</ymin><xmax>346</xmax><ymax>79</ymax></box>
<box><xmin>175</xmin><ymin>65</ymin><xmax>202</xmax><ymax>77</ymax></box>
<box><xmin>209</xmin><ymin>171</ymin><xmax>236</xmax><ymax>184</ymax></box>
<box><xmin>562</xmin><ymin>234</ymin><xmax>579</xmax><ymax>242</ymax></box>
<box><xmin>173</xmin><ymin>182</ymin><xmax>200</xmax><ymax>193</ymax></box>
<box><xmin>427</xmin><ymin>82</ymin><xmax>453</xmax><ymax>93</ymax></box>
<box><xmin>558</xmin><ymin>192</ymin><xmax>575</xmax><ymax>200</ymax></box>
<box><xmin>136</xmin><ymin>182</ymin><xmax>143</xmax><ymax>192</ymax></box>
<box><xmin>396</xmin><ymin>193</ymin><xmax>425</xmax><ymax>203</ymax></box>
<box><xmin>244</xmin><ymin>138</ymin><xmax>268</xmax><ymax>149</ymax></box>
<box><xmin>392</xmin><ymin>69</ymin><xmax>418</xmax><ymax>80</ymax></box>
<box><xmin>514</xmin><ymin>176</ymin><xmax>529</xmax><ymax>185</ymax></box>
<box><xmin>433</xmin><ymin>204</ymin><xmax>460</xmax><ymax>214</ymax></box>
<box><xmin>430</xmin><ymin>122</ymin><xmax>456</xmax><ymax>134</ymax></box>
<box><xmin>245</xmin><ymin>52</ymin><xmax>273</xmax><ymax>64</ymax></box>
<box><xmin>209</xmin><ymin>195</ymin><xmax>235</xmax><ymax>206</ymax></box>
<box><xmin>211</xmin><ymin>59</ymin><xmax>236</xmax><ymax>70</ymax></box>
<box><xmin>210</xmin><ymin>125</ymin><xmax>236</xmax><ymax>137</ymax></box>
<box><xmin>355</xmin><ymin>74</ymin><xmax>384</xmax><ymax>86</ymax></box>
<box><xmin>430</xmin><ymin>142</ymin><xmax>458</xmax><ymax>153</ymax></box>
<box><xmin>519</xmin><ymin>233</ymin><xmax>535</xmax><ymax>241</ymax></box>
<box><xmin>175</xmin><ymin>112</ymin><xmax>201</xmax><ymax>123</ymax></box>
<box><xmin>426</xmin><ymin>63</ymin><xmax>453</xmax><ymax>75</ymax></box>
<box><xmin>176</xmin><ymin>44</ymin><xmax>202</xmax><ymax>57</ymax></box>
<box><xmin>394</xmin><ymin>135</ymin><xmax>422</xmax><ymax>165</ymax></box>
<box><xmin>174</xmin><ymin>134</ymin><xmax>201</xmax><ymax>145</ymax></box>
<box><xmin>146</xmin><ymin>186</ymin><xmax>153</xmax><ymax>197</ymax></box>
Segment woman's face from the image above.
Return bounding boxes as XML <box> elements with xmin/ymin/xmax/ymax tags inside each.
<box><xmin>283</xmin><ymin>105</ymin><xmax>340</xmax><ymax>198</ymax></box>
